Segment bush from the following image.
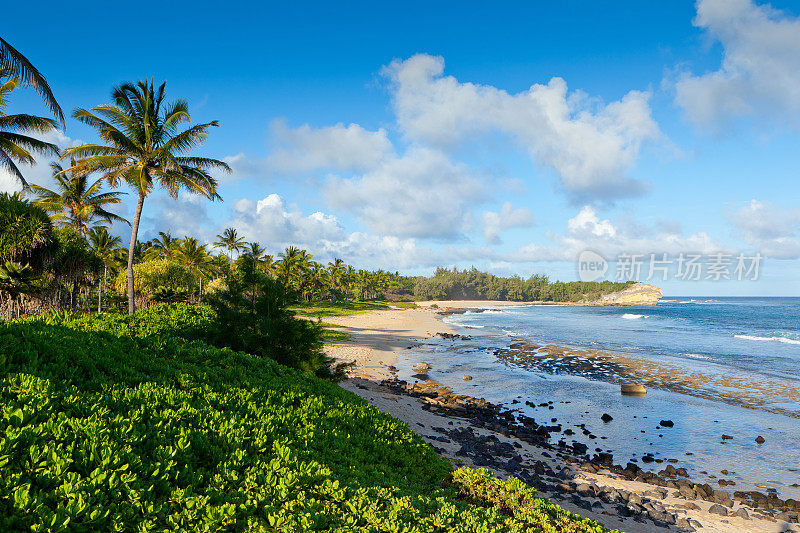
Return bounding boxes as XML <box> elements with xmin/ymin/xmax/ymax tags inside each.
<box><xmin>0</xmin><ymin>311</ymin><xmax>614</xmax><ymax>532</ymax></box>
<box><xmin>205</xmin><ymin>271</ymin><xmax>336</xmax><ymax>378</ymax></box>
<box><xmin>113</xmin><ymin>259</ymin><xmax>196</xmax><ymax>301</ymax></box>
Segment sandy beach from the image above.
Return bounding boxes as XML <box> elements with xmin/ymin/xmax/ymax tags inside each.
<box><xmin>323</xmin><ymin>302</ymin><xmax>800</xmax><ymax>533</ymax></box>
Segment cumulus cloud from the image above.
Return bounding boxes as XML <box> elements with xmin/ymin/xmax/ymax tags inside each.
<box><xmin>383</xmin><ymin>54</ymin><xmax>660</xmax><ymax>201</ymax></box>
<box><xmin>325</xmin><ymin>146</ymin><xmax>487</xmax><ymax>240</ymax></box>
<box><xmin>509</xmin><ymin>206</ymin><xmax>719</xmax><ymax>262</ymax></box>
<box><xmin>730</xmin><ymin>199</ymin><xmax>800</xmax><ymax>258</ymax></box>
<box><xmin>481</xmin><ymin>202</ymin><xmax>534</xmax><ymax>244</ymax></box>
<box><xmin>675</xmin><ymin>0</ymin><xmax>800</xmax><ymax>129</ymax></box>
<box><xmin>224</xmin><ymin>193</ymin><xmax>495</xmax><ymax>269</ymax></box>
<box><xmin>267</xmin><ymin>119</ymin><xmax>393</xmax><ymax>172</ymax></box>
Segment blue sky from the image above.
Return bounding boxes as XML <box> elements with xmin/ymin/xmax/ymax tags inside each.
<box><xmin>3</xmin><ymin>0</ymin><xmax>800</xmax><ymax>295</ymax></box>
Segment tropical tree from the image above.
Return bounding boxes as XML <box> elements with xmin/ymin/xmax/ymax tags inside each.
<box><xmin>0</xmin><ymin>37</ymin><xmax>63</xmax><ymax>126</ymax></box>
<box><xmin>146</xmin><ymin>231</ymin><xmax>180</xmax><ymax>260</ymax></box>
<box><xmin>0</xmin><ymin>260</ymin><xmax>38</xmax><ymax>319</ymax></box>
<box><xmin>0</xmin><ymin>69</ymin><xmax>59</xmax><ymax>187</ymax></box>
<box><xmin>28</xmin><ymin>162</ymin><xmax>128</xmax><ymax>234</ymax></box>
<box><xmin>62</xmin><ymin>80</ymin><xmax>230</xmax><ymax>314</ymax></box>
<box><xmin>214</xmin><ymin>227</ymin><xmax>245</xmax><ymax>264</ymax></box>
<box><xmin>176</xmin><ymin>236</ymin><xmax>211</xmax><ymax>302</ymax></box>
<box><xmin>87</xmin><ymin>226</ymin><xmax>121</xmax><ymax>313</ymax></box>
<box><xmin>0</xmin><ymin>191</ymin><xmax>53</xmax><ymax>265</ymax></box>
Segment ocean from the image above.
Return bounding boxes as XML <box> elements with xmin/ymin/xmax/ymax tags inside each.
<box><xmin>395</xmin><ymin>297</ymin><xmax>800</xmax><ymax>499</ymax></box>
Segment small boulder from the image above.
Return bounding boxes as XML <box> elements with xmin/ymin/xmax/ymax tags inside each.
<box><xmin>462</xmin><ymin>375</ymin><xmax>473</xmax><ymax>381</ymax></box>
<box><xmin>755</xmin><ymin>435</ymin><xmax>765</xmax><ymax>444</ymax></box>
<box><xmin>708</xmin><ymin>504</ymin><xmax>728</xmax><ymax>516</ymax></box>
<box><xmin>601</xmin><ymin>413</ymin><xmax>614</xmax><ymax>423</ymax></box>
<box><xmin>660</xmin><ymin>420</ymin><xmax>674</xmax><ymax>428</ymax></box>
<box><xmin>721</xmin><ymin>434</ymin><xmax>733</xmax><ymax>440</ymax></box>
<box><xmin>620</xmin><ymin>382</ymin><xmax>647</xmax><ymax>395</ymax></box>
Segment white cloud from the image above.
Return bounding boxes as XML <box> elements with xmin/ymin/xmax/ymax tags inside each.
<box><xmin>230</xmin><ymin>193</ymin><xmax>345</xmax><ymax>246</ymax></box>
<box><xmin>675</xmin><ymin>0</ymin><xmax>800</xmax><ymax>129</ymax></box>
<box><xmin>730</xmin><ymin>199</ymin><xmax>800</xmax><ymax>258</ymax></box>
<box><xmin>383</xmin><ymin>54</ymin><xmax>660</xmax><ymax>200</ymax></box>
<box><xmin>325</xmin><ymin>146</ymin><xmax>487</xmax><ymax>240</ymax></box>
<box><xmin>266</xmin><ymin>119</ymin><xmax>393</xmax><ymax>173</ymax></box>
<box><xmin>509</xmin><ymin>206</ymin><xmax>719</xmax><ymax>262</ymax></box>
<box><xmin>480</xmin><ymin>202</ymin><xmax>534</xmax><ymax>244</ymax></box>
<box><xmin>225</xmin><ymin>193</ymin><xmax>491</xmax><ymax>269</ymax></box>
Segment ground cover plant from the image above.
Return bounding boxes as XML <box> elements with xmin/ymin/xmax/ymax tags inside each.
<box><xmin>0</xmin><ymin>304</ymin><xmax>613</xmax><ymax>532</ymax></box>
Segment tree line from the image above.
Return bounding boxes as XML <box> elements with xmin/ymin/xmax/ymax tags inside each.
<box><xmin>412</xmin><ymin>267</ymin><xmax>633</xmax><ymax>302</ymax></box>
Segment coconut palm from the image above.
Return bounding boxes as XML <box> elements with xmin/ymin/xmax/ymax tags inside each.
<box><xmin>177</xmin><ymin>237</ymin><xmax>212</xmax><ymax>302</ymax></box>
<box><xmin>0</xmin><ymin>37</ymin><xmax>63</xmax><ymax>127</ymax></box>
<box><xmin>28</xmin><ymin>162</ymin><xmax>128</xmax><ymax>234</ymax></box>
<box><xmin>214</xmin><ymin>227</ymin><xmax>245</xmax><ymax>264</ymax></box>
<box><xmin>147</xmin><ymin>231</ymin><xmax>180</xmax><ymax>260</ymax></box>
<box><xmin>87</xmin><ymin>227</ymin><xmax>122</xmax><ymax>313</ymax></box>
<box><xmin>62</xmin><ymin>80</ymin><xmax>230</xmax><ymax>314</ymax></box>
<box><xmin>0</xmin><ymin>69</ymin><xmax>59</xmax><ymax>187</ymax></box>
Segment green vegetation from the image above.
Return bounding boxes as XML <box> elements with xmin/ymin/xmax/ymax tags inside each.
<box><xmin>0</xmin><ymin>304</ymin><xmax>613</xmax><ymax>532</ymax></box>
<box><xmin>414</xmin><ymin>267</ymin><xmax>634</xmax><ymax>302</ymax></box>
<box><xmin>290</xmin><ymin>299</ymin><xmax>418</xmax><ymax>317</ymax></box>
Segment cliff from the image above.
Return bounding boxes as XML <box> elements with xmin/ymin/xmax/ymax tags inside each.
<box><xmin>590</xmin><ymin>282</ymin><xmax>663</xmax><ymax>306</ymax></box>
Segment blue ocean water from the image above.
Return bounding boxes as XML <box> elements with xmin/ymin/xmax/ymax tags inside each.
<box><xmin>396</xmin><ymin>297</ymin><xmax>800</xmax><ymax>498</ymax></box>
<box><xmin>446</xmin><ymin>297</ymin><xmax>800</xmax><ymax>380</ymax></box>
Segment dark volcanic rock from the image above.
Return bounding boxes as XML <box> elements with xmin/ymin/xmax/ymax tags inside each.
<box><xmin>755</xmin><ymin>435</ymin><xmax>766</xmax><ymax>444</ymax></box>
<box><xmin>601</xmin><ymin>413</ymin><xmax>613</xmax><ymax>423</ymax></box>
<box><xmin>659</xmin><ymin>420</ymin><xmax>674</xmax><ymax>427</ymax></box>
<box><xmin>708</xmin><ymin>504</ymin><xmax>728</xmax><ymax>516</ymax></box>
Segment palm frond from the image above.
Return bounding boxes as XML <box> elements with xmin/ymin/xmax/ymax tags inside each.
<box><xmin>0</xmin><ymin>37</ymin><xmax>64</xmax><ymax>127</ymax></box>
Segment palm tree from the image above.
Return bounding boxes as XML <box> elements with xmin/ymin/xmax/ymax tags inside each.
<box><xmin>147</xmin><ymin>231</ymin><xmax>180</xmax><ymax>260</ymax></box>
<box><xmin>0</xmin><ymin>260</ymin><xmax>38</xmax><ymax>319</ymax></box>
<box><xmin>0</xmin><ymin>37</ymin><xmax>64</xmax><ymax>127</ymax></box>
<box><xmin>28</xmin><ymin>162</ymin><xmax>128</xmax><ymax>234</ymax></box>
<box><xmin>177</xmin><ymin>237</ymin><xmax>211</xmax><ymax>302</ymax></box>
<box><xmin>0</xmin><ymin>69</ymin><xmax>59</xmax><ymax>187</ymax></box>
<box><xmin>214</xmin><ymin>227</ymin><xmax>245</xmax><ymax>264</ymax></box>
<box><xmin>87</xmin><ymin>227</ymin><xmax>121</xmax><ymax>313</ymax></box>
<box><xmin>62</xmin><ymin>80</ymin><xmax>230</xmax><ymax>314</ymax></box>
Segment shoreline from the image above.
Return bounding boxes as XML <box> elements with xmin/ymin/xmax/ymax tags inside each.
<box><xmin>324</xmin><ymin>304</ymin><xmax>800</xmax><ymax>532</ymax></box>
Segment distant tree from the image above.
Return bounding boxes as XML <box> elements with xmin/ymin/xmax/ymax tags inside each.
<box><xmin>176</xmin><ymin>237</ymin><xmax>212</xmax><ymax>302</ymax></box>
<box><xmin>87</xmin><ymin>227</ymin><xmax>122</xmax><ymax>313</ymax></box>
<box><xmin>214</xmin><ymin>227</ymin><xmax>246</xmax><ymax>264</ymax></box>
<box><xmin>28</xmin><ymin>162</ymin><xmax>128</xmax><ymax>235</ymax></box>
<box><xmin>63</xmin><ymin>80</ymin><xmax>230</xmax><ymax>314</ymax></box>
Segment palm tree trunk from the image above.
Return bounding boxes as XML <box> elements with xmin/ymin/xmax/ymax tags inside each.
<box><xmin>198</xmin><ymin>276</ymin><xmax>203</xmax><ymax>304</ymax></box>
<box><xmin>127</xmin><ymin>191</ymin><xmax>146</xmax><ymax>315</ymax></box>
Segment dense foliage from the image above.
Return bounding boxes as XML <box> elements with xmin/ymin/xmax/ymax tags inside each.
<box><xmin>113</xmin><ymin>260</ymin><xmax>197</xmax><ymax>302</ymax></box>
<box><xmin>413</xmin><ymin>267</ymin><xmax>634</xmax><ymax>302</ymax></box>
<box><xmin>0</xmin><ymin>306</ymin><xmax>612</xmax><ymax>532</ymax></box>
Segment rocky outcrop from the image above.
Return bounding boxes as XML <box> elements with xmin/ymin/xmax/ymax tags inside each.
<box><xmin>591</xmin><ymin>283</ymin><xmax>662</xmax><ymax>306</ymax></box>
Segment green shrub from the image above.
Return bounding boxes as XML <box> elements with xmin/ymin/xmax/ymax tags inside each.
<box><xmin>113</xmin><ymin>259</ymin><xmax>196</xmax><ymax>299</ymax></box>
<box><xmin>0</xmin><ymin>307</ymin><xmax>614</xmax><ymax>532</ymax></box>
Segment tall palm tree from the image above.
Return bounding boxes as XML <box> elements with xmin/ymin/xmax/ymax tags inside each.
<box><xmin>28</xmin><ymin>162</ymin><xmax>128</xmax><ymax>234</ymax></box>
<box><xmin>177</xmin><ymin>237</ymin><xmax>212</xmax><ymax>302</ymax></box>
<box><xmin>0</xmin><ymin>69</ymin><xmax>59</xmax><ymax>187</ymax></box>
<box><xmin>214</xmin><ymin>227</ymin><xmax>245</xmax><ymax>264</ymax></box>
<box><xmin>62</xmin><ymin>80</ymin><xmax>230</xmax><ymax>314</ymax></box>
<box><xmin>0</xmin><ymin>37</ymin><xmax>64</xmax><ymax>127</ymax></box>
<box><xmin>87</xmin><ymin>227</ymin><xmax>121</xmax><ymax>313</ymax></box>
